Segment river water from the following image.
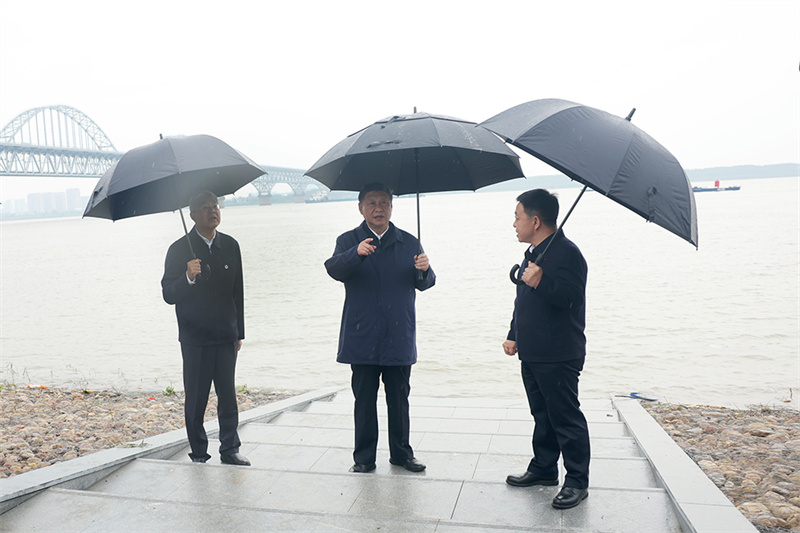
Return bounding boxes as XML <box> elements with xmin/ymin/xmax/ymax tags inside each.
<box><xmin>1</xmin><ymin>177</ymin><xmax>798</xmax><ymax>409</ymax></box>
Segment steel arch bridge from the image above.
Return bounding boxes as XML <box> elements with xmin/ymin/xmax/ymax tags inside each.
<box><xmin>0</xmin><ymin>105</ymin><xmax>327</xmax><ymax>200</ymax></box>
<box><xmin>0</xmin><ymin>105</ymin><xmax>123</xmax><ymax>177</ymax></box>
<box><xmin>253</xmin><ymin>165</ymin><xmax>327</xmax><ymax>198</ymax></box>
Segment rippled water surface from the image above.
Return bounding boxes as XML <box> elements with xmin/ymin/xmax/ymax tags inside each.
<box><xmin>2</xmin><ymin>177</ymin><xmax>798</xmax><ymax>408</ymax></box>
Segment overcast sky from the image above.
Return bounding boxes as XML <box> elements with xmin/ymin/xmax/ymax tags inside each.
<box><xmin>1</xmin><ymin>0</ymin><xmax>798</xmax><ymax>200</ymax></box>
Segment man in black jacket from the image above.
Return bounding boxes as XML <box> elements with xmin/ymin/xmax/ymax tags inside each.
<box><xmin>162</xmin><ymin>190</ymin><xmax>249</xmax><ymax>466</ymax></box>
<box><xmin>502</xmin><ymin>189</ymin><xmax>590</xmax><ymax>509</ymax></box>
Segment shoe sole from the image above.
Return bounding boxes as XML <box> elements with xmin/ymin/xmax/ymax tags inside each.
<box><xmin>506</xmin><ymin>478</ymin><xmax>559</xmax><ymax>487</ymax></box>
<box><xmin>389</xmin><ymin>459</ymin><xmax>426</xmax><ymax>472</ymax></box>
<box><xmin>350</xmin><ymin>464</ymin><xmax>376</xmax><ymax>473</ymax></box>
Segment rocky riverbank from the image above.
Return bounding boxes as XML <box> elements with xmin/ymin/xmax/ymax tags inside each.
<box><xmin>643</xmin><ymin>402</ymin><xmax>800</xmax><ymax>532</ymax></box>
<box><xmin>1</xmin><ymin>387</ymin><xmax>798</xmax><ymax>531</ymax></box>
<box><xmin>0</xmin><ymin>385</ymin><xmax>301</xmax><ymax>477</ymax></box>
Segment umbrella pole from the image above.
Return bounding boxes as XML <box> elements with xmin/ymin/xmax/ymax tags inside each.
<box><xmin>169</xmin><ymin>172</ymin><xmax>197</xmax><ymax>260</ymax></box>
<box><xmin>415</xmin><ymin>147</ymin><xmax>421</xmax><ymax>244</ymax></box>
<box><xmin>178</xmin><ymin>207</ymin><xmax>197</xmax><ymax>259</ymax></box>
<box><xmin>415</xmin><ymin>147</ymin><xmax>423</xmax><ymax>281</ymax></box>
<box><xmin>416</xmin><ymin>190</ymin><xmax>421</xmax><ymax>246</ymax></box>
<box><xmin>534</xmin><ymin>184</ymin><xmax>589</xmax><ymax>265</ymax></box>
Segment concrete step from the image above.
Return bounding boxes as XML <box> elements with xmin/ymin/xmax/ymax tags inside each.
<box><xmin>1</xmin><ymin>461</ymin><xmax>681</xmax><ymax>532</ymax></box>
<box><xmin>0</xmin><ymin>390</ymin><xmax>757</xmax><ymax>532</ymax></box>
<box><xmin>225</xmin><ymin>419</ymin><xmax>635</xmax><ymax>455</ymax></box>
<box><xmin>164</xmin><ymin>443</ymin><xmax>656</xmax><ymax>490</ymax></box>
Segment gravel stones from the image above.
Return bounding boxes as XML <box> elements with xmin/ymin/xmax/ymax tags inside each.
<box><xmin>0</xmin><ymin>386</ymin><xmax>299</xmax><ymax>478</ymax></box>
<box><xmin>643</xmin><ymin>402</ymin><xmax>800</xmax><ymax>531</ymax></box>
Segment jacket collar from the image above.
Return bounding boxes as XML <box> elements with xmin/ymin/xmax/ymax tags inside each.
<box><xmin>529</xmin><ymin>230</ymin><xmax>563</xmax><ymax>261</ymax></box>
<box><xmin>190</xmin><ymin>226</ymin><xmax>223</xmax><ymax>251</ymax></box>
<box><xmin>359</xmin><ymin>220</ymin><xmax>402</xmax><ymax>245</ymax></box>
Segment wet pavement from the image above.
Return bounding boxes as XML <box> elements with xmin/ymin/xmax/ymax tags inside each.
<box><xmin>0</xmin><ymin>387</ymin><xmax>756</xmax><ymax>532</ymax></box>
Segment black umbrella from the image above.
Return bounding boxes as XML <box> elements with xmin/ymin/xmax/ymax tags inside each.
<box><xmin>479</xmin><ymin>99</ymin><xmax>698</xmax><ymax>284</ymax></box>
<box><xmin>305</xmin><ymin>111</ymin><xmax>524</xmax><ymax>246</ymax></box>
<box><xmin>84</xmin><ymin>134</ymin><xmax>265</xmax><ymax>259</ymax></box>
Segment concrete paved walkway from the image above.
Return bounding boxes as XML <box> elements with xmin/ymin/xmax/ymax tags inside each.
<box><xmin>1</xmin><ymin>388</ymin><xmax>756</xmax><ymax>532</ymax></box>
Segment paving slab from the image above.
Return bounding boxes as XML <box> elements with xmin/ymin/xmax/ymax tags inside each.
<box><xmin>1</xmin><ymin>489</ymin><xmax>330</xmax><ymax>533</ymax></box>
<box><xmin>0</xmin><ymin>389</ymin><xmax>757</xmax><ymax>532</ymax></box>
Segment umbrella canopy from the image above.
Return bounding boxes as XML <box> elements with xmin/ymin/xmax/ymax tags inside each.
<box><xmin>305</xmin><ymin>112</ymin><xmax>524</xmax><ymax>196</ymax></box>
<box><xmin>84</xmin><ymin>134</ymin><xmax>265</xmax><ymax>220</ymax></box>
<box><xmin>480</xmin><ymin>98</ymin><xmax>698</xmax><ymax>248</ymax></box>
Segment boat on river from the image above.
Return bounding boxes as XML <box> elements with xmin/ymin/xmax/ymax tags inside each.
<box><xmin>692</xmin><ymin>180</ymin><xmax>741</xmax><ymax>192</ymax></box>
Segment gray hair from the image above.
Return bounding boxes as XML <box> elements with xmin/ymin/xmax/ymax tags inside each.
<box><xmin>189</xmin><ymin>190</ymin><xmax>218</xmax><ymax>212</ymax></box>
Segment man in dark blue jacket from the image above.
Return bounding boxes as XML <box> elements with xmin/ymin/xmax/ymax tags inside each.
<box><xmin>502</xmin><ymin>189</ymin><xmax>590</xmax><ymax>509</ymax></box>
<box><xmin>325</xmin><ymin>182</ymin><xmax>435</xmax><ymax>474</ymax></box>
<box><xmin>162</xmin><ymin>190</ymin><xmax>249</xmax><ymax>467</ymax></box>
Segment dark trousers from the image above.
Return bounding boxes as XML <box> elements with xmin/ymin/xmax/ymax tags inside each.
<box><xmin>350</xmin><ymin>364</ymin><xmax>414</xmax><ymax>465</ymax></box>
<box><xmin>521</xmin><ymin>358</ymin><xmax>590</xmax><ymax>489</ymax></box>
<box><xmin>181</xmin><ymin>342</ymin><xmax>241</xmax><ymax>461</ymax></box>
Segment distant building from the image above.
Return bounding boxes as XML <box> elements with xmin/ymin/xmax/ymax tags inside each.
<box><xmin>54</xmin><ymin>192</ymin><xmax>67</xmax><ymax>212</ymax></box>
<box><xmin>28</xmin><ymin>192</ymin><xmax>44</xmax><ymax>214</ymax></box>
<box><xmin>42</xmin><ymin>192</ymin><xmax>56</xmax><ymax>212</ymax></box>
<box><xmin>18</xmin><ymin>189</ymin><xmax>84</xmax><ymax>214</ymax></box>
<box><xmin>66</xmin><ymin>188</ymin><xmax>82</xmax><ymax>211</ymax></box>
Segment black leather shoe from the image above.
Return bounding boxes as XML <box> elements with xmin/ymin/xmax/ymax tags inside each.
<box><xmin>506</xmin><ymin>471</ymin><xmax>559</xmax><ymax>487</ymax></box>
<box><xmin>190</xmin><ymin>457</ymin><xmax>207</xmax><ymax>463</ymax></box>
<box><xmin>220</xmin><ymin>452</ymin><xmax>251</xmax><ymax>466</ymax></box>
<box><xmin>349</xmin><ymin>462</ymin><xmax>376</xmax><ymax>473</ymax></box>
<box><xmin>389</xmin><ymin>457</ymin><xmax>426</xmax><ymax>472</ymax></box>
<box><xmin>552</xmin><ymin>486</ymin><xmax>588</xmax><ymax>509</ymax></box>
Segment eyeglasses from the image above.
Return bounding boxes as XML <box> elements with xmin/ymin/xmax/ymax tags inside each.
<box><xmin>199</xmin><ymin>203</ymin><xmax>220</xmax><ymax>212</ymax></box>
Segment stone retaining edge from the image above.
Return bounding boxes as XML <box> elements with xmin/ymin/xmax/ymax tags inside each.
<box><xmin>612</xmin><ymin>396</ymin><xmax>757</xmax><ymax>533</ymax></box>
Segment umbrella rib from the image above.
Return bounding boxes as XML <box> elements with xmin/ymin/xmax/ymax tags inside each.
<box><xmin>608</xmin><ymin>130</ymin><xmax>646</xmax><ymax>214</ymax></box>
<box><xmin>451</xmin><ymin>148</ymin><xmax>479</xmax><ymax>190</ymax></box>
<box><xmin>429</xmin><ymin>120</ymin><xmax>478</xmax><ymax>190</ymax></box>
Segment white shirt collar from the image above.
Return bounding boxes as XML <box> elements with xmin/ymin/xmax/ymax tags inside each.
<box><xmin>368</xmin><ymin>226</ymin><xmax>388</xmax><ymax>240</ymax></box>
<box><xmin>195</xmin><ymin>228</ymin><xmax>216</xmax><ymax>249</ymax></box>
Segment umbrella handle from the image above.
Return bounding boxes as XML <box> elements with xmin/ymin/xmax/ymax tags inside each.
<box><xmin>509</xmin><ymin>264</ymin><xmax>525</xmax><ymax>285</ymax></box>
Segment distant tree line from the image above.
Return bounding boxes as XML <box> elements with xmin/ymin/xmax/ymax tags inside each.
<box><xmin>481</xmin><ymin>163</ymin><xmax>800</xmax><ymax>192</ymax></box>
